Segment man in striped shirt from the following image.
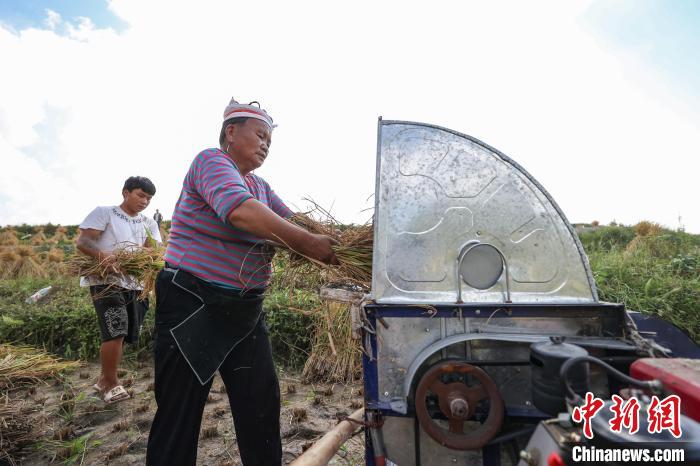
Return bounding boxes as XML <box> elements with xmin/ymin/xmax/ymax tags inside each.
<box><xmin>146</xmin><ymin>99</ymin><xmax>337</xmax><ymax>466</ymax></box>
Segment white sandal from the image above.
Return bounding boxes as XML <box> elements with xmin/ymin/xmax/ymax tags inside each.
<box><xmin>102</xmin><ymin>385</ymin><xmax>130</xmax><ymax>404</ymax></box>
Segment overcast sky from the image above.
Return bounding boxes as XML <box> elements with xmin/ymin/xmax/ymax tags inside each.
<box><xmin>1</xmin><ymin>0</ymin><xmax>698</xmax><ymax>232</ymax></box>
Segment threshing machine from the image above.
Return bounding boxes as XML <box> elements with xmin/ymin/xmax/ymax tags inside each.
<box><xmin>358</xmin><ymin>120</ymin><xmax>700</xmax><ymax>466</ymax></box>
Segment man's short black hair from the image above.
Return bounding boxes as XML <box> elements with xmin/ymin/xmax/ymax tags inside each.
<box><xmin>219</xmin><ymin>117</ymin><xmax>249</xmax><ymax>146</ymax></box>
<box><xmin>123</xmin><ymin>176</ymin><xmax>156</xmax><ymax>195</ymax></box>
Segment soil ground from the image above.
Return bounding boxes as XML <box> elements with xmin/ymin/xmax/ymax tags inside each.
<box><xmin>11</xmin><ymin>359</ymin><xmax>365</xmax><ymax>465</ymax></box>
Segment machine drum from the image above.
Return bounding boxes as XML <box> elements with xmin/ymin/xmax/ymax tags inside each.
<box><xmin>530</xmin><ymin>339</ymin><xmax>589</xmax><ymax>415</ymax></box>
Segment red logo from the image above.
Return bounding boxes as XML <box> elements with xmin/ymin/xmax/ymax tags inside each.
<box><xmin>571</xmin><ymin>392</ymin><xmax>605</xmax><ymax>439</ymax></box>
<box><xmin>609</xmin><ymin>394</ymin><xmax>641</xmax><ymax>434</ymax></box>
<box><xmin>648</xmin><ymin>395</ymin><xmax>682</xmax><ymax>438</ymax></box>
<box><xmin>571</xmin><ymin>392</ymin><xmax>683</xmax><ymax>439</ymax></box>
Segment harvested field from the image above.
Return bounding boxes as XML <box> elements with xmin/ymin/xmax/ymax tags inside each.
<box><xmin>12</xmin><ymin>360</ymin><xmax>364</xmax><ymax>465</ymax></box>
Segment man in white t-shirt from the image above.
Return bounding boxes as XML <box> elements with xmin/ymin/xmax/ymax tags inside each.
<box><xmin>77</xmin><ymin>176</ymin><xmax>162</xmax><ymax>404</ymax></box>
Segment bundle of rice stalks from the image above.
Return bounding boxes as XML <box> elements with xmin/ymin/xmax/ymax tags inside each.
<box><xmin>30</xmin><ymin>229</ymin><xmax>48</xmax><ymax>246</ymax></box>
<box><xmin>280</xmin><ymin>208</ymin><xmax>373</xmax><ymax>291</ymax></box>
<box><xmin>47</xmin><ymin>248</ymin><xmax>65</xmax><ymax>263</ymax></box>
<box><xmin>1</xmin><ymin>396</ymin><xmax>37</xmax><ymax>464</ymax></box>
<box><xmin>271</xmin><ymin>248</ymin><xmax>323</xmax><ymax>291</ymax></box>
<box><xmin>0</xmin><ymin>344</ymin><xmax>79</xmax><ymax>390</ymax></box>
<box><xmin>0</xmin><ymin>229</ymin><xmax>19</xmax><ymax>246</ymax></box>
<box><xmin>50</xmin><ymin>226</ymin><xmax>69</xmax><ymax>244</ymax></box>
<box><xmin>301</xmin><ymin>301</ymin><xmax>362</xmax><ymax>384</ymax></box>
<box><xmin>0</xmin><ymin>246</ymin><xmax>47</xmax><ymax>279</ymax></box>
<box><xmin>44</xmin><ymin>248</ymin><xmax>66</xmax><ymax>276</ymax></box>
<box><xmin>0</xmin><ymin>248</ymin><xmax>20</xmax><ymax>274</ymax></box>
<box><xmin>66</xmin><ymin>242</ymin><xmax>165</xmax><ymax>300</ymax></box>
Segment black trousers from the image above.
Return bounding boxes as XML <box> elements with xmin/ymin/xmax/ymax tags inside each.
<box><xmin>146</xmin><ymin>269</ymin><xmax>281</xmax><ymax>466</ymax></box>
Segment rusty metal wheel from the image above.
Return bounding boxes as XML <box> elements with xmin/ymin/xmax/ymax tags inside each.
<box><xmin>415</xmin><ymin>361</ymin><xmax>504</xmax><ymax>450</ymax></box>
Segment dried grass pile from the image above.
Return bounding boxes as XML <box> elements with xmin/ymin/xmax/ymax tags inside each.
<box><xmin>634</xmin><ymin>221</ymin><xmax>663</xmax><ymax>237</ymax></box>
<box><xmin>625</xmin><ymin>221</ymin><xmax>672</xmax><ymax>258</ymax></box>
<box><xmin>0</xmin><ymin>345</ymin><xmax>77</xmax><ymax>464</ymax></box>
<box><xmin>1</xmin><ymin>397</ymin><xmax>36</xmax><ymax>465</ymax></box>
<box><xmin>50</xmin><ymin>226</ymin><xmax>69</xmax><ymax>244</ymax></box>
<box><xmin>0</xmin><ymin>229</ymin><xmax>19</xmax><ymax>246</ymax></box>
<box><xmin>66</xmin><ymin>242</ymin><xmax>165</xmax><ymax>299</ymax></box>
<box><xmin>301</xmin><ymin>301</ymin><xmax>362</xmax><ymax>384</ymax></box>
<box><xmin>0</xmin><ymin>248</ymin><xmax>19</xmax><ymax>276</ymax></box>
<box><xmin>0</xmin><ymin>344</ymin><xmax>79</xmax><ymax>390</ymax></box>
<box><xmin>44</xmin><ymin>248</ymin><xmax>66</xmax><ymax>276</ymax></box>
<box><xmin>47</xmin><ymin>248</ymin><xmax>65</xmax><ymax>263</ymax></box>
<box><xmin>0</xmin><ymin>246</ymin><xmax>47</xmax><ymax>280</ymax></box>
<box><xmin>30</xmin><ymin>229</ymin><xmax>47</xmax><ymax>246</ymax></box>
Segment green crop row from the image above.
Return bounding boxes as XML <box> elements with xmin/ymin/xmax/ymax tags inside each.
<box><xmin>0</xmin><ymin>277</ymin><xmax>317</xmax><ymax>367</ymax></box>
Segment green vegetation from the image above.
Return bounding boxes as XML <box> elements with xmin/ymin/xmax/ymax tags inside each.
<box><xmin>579</xmin><ymin>224</ymin><xmax>700</xmax><ymax>342</ymax></box>
<box><xmin>0</xmin><ymin>276</ymin><xmax>318</xmax><ymax>366</ymax></box>
<box><xmin>40</xmin><ymin>432</ymin><xmax>102</xmax><ymax>465</ymax></box>
<box><xmin>264</xmin><ymin>289</ymin><xmax>318</xmax><ymax>367</ymax></box>
<box><xmin>0</xmin><ymin>222</ymin><xmax>698</xmax><ymax>366</ymax></box>
<box><xmin>0</xmin><ymin>224</ymin><xmax>79</xmax><ymax>239</ymax></box>
<box><xmin>0</xmin><ymin>277</ymin><xmax>106</xmax><ymax>360</ymax></box>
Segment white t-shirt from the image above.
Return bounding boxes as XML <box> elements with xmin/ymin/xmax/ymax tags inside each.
<box><xmin>79</xmin><ymin>205</ymin><xmax>162</xmax><ymax>290</ymax></box>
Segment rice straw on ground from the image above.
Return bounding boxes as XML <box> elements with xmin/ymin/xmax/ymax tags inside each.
<box><xmin>1</xmin><ymin>396</ymin><xmax>36</xmax><ymax>465</ymax></box>
<box><xmin>0</xmin><ymin>344</ymin><xmax>79</xmax><ymax>390</ymax></box>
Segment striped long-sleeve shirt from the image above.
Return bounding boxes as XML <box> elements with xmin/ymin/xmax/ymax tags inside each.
<box><xmin>165</xmin><ymin>148</ymin><xmax>292</xmax><ymax>290</ymax></box>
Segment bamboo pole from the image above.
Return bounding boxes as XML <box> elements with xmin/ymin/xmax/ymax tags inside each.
<box><xmin>290</xmin><ymin>408</ymin><xmax>364</xmax><ymax>466</ymax></box>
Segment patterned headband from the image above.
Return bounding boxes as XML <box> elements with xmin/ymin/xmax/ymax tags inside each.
<box><xmin>223</xmin><ymin>97</ymin><xmax>274</xmax><ymax>129</ymax></box>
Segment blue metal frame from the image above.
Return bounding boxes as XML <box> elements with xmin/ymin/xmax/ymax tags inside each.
<box><xmin>364</xmin><ymin>302</ymin><xmax>626</xmax><ymax>319</ymax></box>
<box><xmin>361</xmin><ymin>305</ymin><xmax>566</xmax><ymax>465</ymax></box>
<box><xmin>628</xmin><ymin>311</ymin><xmax>700</xmax><ymax>359</ymax></box>
<box><xmin>362</xmin><ymin>303</ymin><xmax>700</xmax><ymax>465</ymax></box>
<box><xmin>364</xmin><ymin>311</ymin><xmax>379</xmax><ymax>466</ymax></box>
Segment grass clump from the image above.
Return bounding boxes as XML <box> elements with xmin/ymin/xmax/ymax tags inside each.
<box><xmin>580</xmin><ymin>224</ymin><xmax>700</xmax><ymax>343</ymax></box>
<box><xmin>578</xmin><ymin>225</ymin><xmax>636</xmax><ymax>252</ymax></box>
<box><xmin>0</xmin><ymin>277</ymin><xmax>154</xmax><ymax>360</ymax></box>
<box><xmin>43</xmin><ymin>432</ymin><xmax>102</xmax><ymax>465</ymax></box>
